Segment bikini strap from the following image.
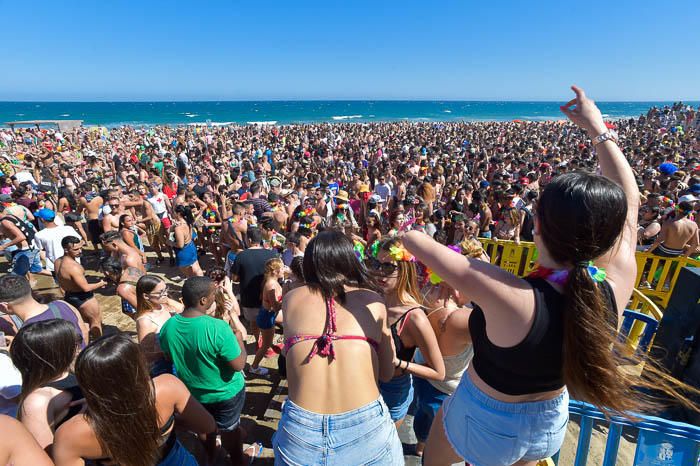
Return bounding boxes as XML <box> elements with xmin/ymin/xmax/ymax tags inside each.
<box><xmin>305</xmin><ymin>296</ymin><xmax>338</xmax><ymax>362</ymax></box>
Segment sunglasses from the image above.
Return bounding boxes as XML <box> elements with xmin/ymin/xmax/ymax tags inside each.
<box><xmin>148</xmin><ymin>286</ymin><xmax>168</xmax><ymax>299</ymax></box>
<box><xmin>365</xmin><ymin>257</ymin><xmax>398</xmax><ymax>276</ymax></box>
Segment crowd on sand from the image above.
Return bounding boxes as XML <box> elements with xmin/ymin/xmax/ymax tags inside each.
<box><xmin>0</xmin><ymin>88</ymin><xmax>698</xmax><ymax>466</ymax></box>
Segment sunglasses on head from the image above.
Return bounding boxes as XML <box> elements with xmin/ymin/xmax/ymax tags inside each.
<box><xmin>365</xmin><ymin>257</ymin><xmax>398</xmax><ymax>276</ymax></box>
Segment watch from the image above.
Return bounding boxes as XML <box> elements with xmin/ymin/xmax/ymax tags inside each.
<box><xmin>591</xmin><ymin>130</ymin><xmax>619</xmax><ymax>146</ymax></box>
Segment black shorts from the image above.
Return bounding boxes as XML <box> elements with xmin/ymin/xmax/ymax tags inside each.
<box><xmin>64</xmin><ymin>290</ymin><xmax>95</xmax><ymax>309</ymax></box>
<box><xmin>201</xmin><ymin>389</ymin><xmax>245</xmax><ymax>432</ymax></box>
<box><xmin>87</xmin><ymin>219</ymin><xmax>103</xmax><ymax>244</ymax></box>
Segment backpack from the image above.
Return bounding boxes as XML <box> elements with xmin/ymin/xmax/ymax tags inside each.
<box><xmin>0</xmin><ymin>214</ymin><xmax>36</xmax><ymax>245</ymax></box>
<box><xmin>520</xmin><ymin>206</ymin><xmax>535</xmax><ymax>242</ymax></box>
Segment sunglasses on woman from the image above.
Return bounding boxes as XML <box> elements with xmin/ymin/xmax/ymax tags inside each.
<box><xmin>365</xmin><ymin>257</ymin><xmax>398</xmax><ymax>276</ymax></box>
<box><xmin>148</xmin><ymin>286</ymin><xmax>168</xmax><ymax>299</ymax></box>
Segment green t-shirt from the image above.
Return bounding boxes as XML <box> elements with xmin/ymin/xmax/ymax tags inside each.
<box><xmin>153</xmin><ymin>161</ymin><xmax>164</xmax><ymax>175</ymax></box>
<box><xmin>160</xmin><ymin>314</ymin><xmax>244</xmax><ymax>404</ymax></box>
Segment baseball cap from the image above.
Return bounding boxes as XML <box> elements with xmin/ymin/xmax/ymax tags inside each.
<box><xmin>35</xmin><ymin>208</ymin><xmax>56</xmax><ymax>221</ymax></box>
<box><xmin>479</xmin><ymin>180</ymin><xmax>490</xmax><ymax>189</ymax></box>
<box><xmin>678</xmin><ymin>194</ymin><xmax>699</xmax><ymax>204</ymax></box>
<box><xmin>0</xmin><ymin>194</ymin><xmax>12</xmax><ymax>203</ymax></box>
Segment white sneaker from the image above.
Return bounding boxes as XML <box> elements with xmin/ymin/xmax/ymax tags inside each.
<box><xmin>248</xmin><ymin>366</ymin><xmax>269</xmax><ymax>376</ymax></box>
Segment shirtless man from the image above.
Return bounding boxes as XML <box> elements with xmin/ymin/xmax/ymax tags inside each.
<box><xmin>100</xmin><ymin>256</ymin><xmax>143</xmax><ymax>319</ymax></box>
<box><xmin>649</xmin><ymin>201</ymin><xmax>700</xmax><ymax>257</ymax></box>
<box><xmin>220</xmin><ymin>199</ymin><xmax>248</xmax><ymax>274</ymax></box>
<box><xmin>101</xmin><ymin>197</ymin><xmax>124</xmax><ymax>233</ymax></box>
<box><xmin>78</xmin><ymin>183</ymin><xmax>104</xmax><ymax>252</ymax></box>
<box><xmin>54</xmin><ymin>236</ymin><xmax>106</xmax><ymax>340</ymax></box>
<box><xmin>131</xmin><ymin>190</ymin><xmax>172</xmax><ymax>264</ymax></box>
<box><xmin>100</xmin><ymin>230</ymin><xmax>147</xmax><ymax>273</ymax></box>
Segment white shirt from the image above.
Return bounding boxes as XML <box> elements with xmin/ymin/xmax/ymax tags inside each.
<box><xmin>34</xmin><ymin>225</ymin><xmax>80</xmax><ymax>272</ymax></box>
<box><xmin>374</xmin><ymin>182</ymin><xmax>393</xmax><ymax>203</ymax></box>
<box><xmin>0</xmin><ymin>352</ymin><xmax>21</xmax><ymax>417</ymax></box>
<box><xmin>147</xmin><ymin>192</ymin><xmax>169</xmax><ymax>217</ymax></box>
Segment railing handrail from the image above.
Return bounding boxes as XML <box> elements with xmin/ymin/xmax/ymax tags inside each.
<box><xmin>568</xmin><ymin>400</ymin><xmax>700</xmax><ymax>441</ymax></box>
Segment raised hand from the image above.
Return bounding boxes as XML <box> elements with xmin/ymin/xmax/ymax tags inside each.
<box><xmin>560</xmin><ymin>85</ymin><xmax>607</xmax><ymax>136</ymax></box>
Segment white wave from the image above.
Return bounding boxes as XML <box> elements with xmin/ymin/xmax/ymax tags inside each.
<box><xmin>209</xmin><ymin>122</ymin><xmax>236</xmax><ymax>126</ymax></box>
<box><xmin>16</xmin><ymin>113</ymin><xmax>24</xmax><ymax>116</ymax></box>
<box><xmin>443</xmin><ymin>110</ymin><xmax>452</xmax><ymax>113</ymax></box>
<box><xmin>602</xmin><ymin>114</ymin><xmax>610</xmax><ymax>117</ymax></box>
<box><xmin>246</xmin><ymin>121</ymin><xmax>277</xmax><ymax>125</ymax></box>
<box><xmin>60</xmin><ymin>113</ymin><xmax>70</xmax><ymax>117</ymax></box>
<box><xmin>184</xmin><ymin>113</ymin><xmax>198</xmax><ymax>118</ymax></box>
<box><xmin>331</xmin><ymin>115</ymin><xmax>363</xmax><ymax>120</ymax></box>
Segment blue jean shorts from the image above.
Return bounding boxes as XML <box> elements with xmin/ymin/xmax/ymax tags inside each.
<box><xmin>273</xmin><ymin>397</ymin><xmax>403</xmax><ymax>466</ymax></box>
<box><xmin>158</xmin><ymin>439</ymin><xmax>197</xmax><ymax>466</ymax></box>
<box><xmin>379</xmin><ymin>373</ymin><xmax>414</xmax><ymax>422</ymax></box>
<box><xmin>11</xmin><ymin>249</ymin><xmax>43</xmax><ymax>275</ymax></box>
<box><xmin>256</xmin><ymin>308</ymin><xmax>277</xmax><ymax>330</ymax></box>
<box><xmin>201</xmin><ymin>389</ymin><xmax>246</xmax><ymax>432</ymax></box>
<box><xmin>443</xmin><ymin>373</ymin><xmax>569</xmax><ymax>466</ymax></box>
<box><xmin>413</xmin><ymin>377</ymin><xmax>448</xmax><ymax>442</ymax></box>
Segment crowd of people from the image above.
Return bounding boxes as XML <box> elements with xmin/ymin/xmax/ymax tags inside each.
<box><xmin>0</xmin><ymin>88</ymin><xmax>698</xmax><ymax>465</ymax></box>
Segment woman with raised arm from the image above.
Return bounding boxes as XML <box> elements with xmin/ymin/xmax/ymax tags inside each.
<box><xmin>273</xmin><ymin>230</ymin><xmax>402</xmax><ymax>465</ymax></box>
<box><xmin>405</xmin><ymin>86</ymin><xmax>643</xmax><ymax>466</ymax></box>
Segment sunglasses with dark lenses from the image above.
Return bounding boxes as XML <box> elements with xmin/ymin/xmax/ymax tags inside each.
<box><xmin>365</xmin><ymin>257</ymin><xmax>398</xmax><ymax>276</ymax></box>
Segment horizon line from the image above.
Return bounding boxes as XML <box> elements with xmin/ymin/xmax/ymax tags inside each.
<box><xmin>2</xmin><ymin>98</ymin><xmax>700</xmax><ymax>104</ymax></box>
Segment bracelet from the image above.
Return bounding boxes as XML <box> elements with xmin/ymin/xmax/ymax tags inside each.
<box><xmin>401</xmin><ymin>361</ymin><xmax>409</xmax><ymax>374</ymax></box>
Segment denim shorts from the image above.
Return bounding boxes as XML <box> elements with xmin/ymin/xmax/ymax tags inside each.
<box><xmin>413</xmin><ymin>377</ymin><xmax>449</xmax><ymax>442</ymax></box>
<box><xmin>158</xmin><ymin>439</ymin><xmax>197</xmax><ymax>466</ymax></box>
<box><xmin>273</xmin><ymin>397</ymin><xmax>403</xmax><ymax>466</ymax></box>
<box><xmin>379</xmin><ymin>373</ymin><xmax>413</xmax><ymax>422</ymax></box>
<box><xmin>11</xmin><ymin>249</ymin><xmax>42</xmax><ymax>275</ymax></box>
<box><xmin>443</xmin><ymin>373</ymin><xmax>569</xmax><ymax>466</ymax></box>
<box><xmin>201</xmin><ymin>389</ymin><xmax>245</xmax><ymax>432</ymax></box>
<box><xmin>256</xmin><ymin>308</ymin><xmax>277</xmax><ymax>330</ymax></box>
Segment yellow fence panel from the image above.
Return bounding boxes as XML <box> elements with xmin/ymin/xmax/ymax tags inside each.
<box><xmin>478</xmin><ymin>239</ymin><xmax>700</xmax><ymax>307</ymax></box>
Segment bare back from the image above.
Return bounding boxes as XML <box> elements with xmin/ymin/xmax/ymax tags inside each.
<box><xmin>662</xmin><ymin>217</ymin><xmax>698</xmax><ymax>250</ymax></box>
<box><xmin>283</xmin><ymin>286</ymin><xmax>389</xmax><ymax>414</ymax></box>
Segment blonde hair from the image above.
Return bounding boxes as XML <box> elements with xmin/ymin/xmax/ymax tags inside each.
<box><xmin>460</xmin><ymin>237</ymin><xmax>485</xmax><ymax>259</ymax></box>
<box><xmin>264</xmin><ymin>257</ymin><xmax>284</xmax><ymax>281</ymax></box>
<box><xmin>378</xmin><ymin>237</ymin><xmax>423</xmax><ymax>306</ymax></box>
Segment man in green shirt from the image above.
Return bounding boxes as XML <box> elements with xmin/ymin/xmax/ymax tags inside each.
<box><xmin>160</xmin><ymin>276</ymin><xmax>252</xmax><ymax>465</ymax></box>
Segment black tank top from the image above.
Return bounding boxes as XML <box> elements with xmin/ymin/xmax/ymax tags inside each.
<box><xmin>468</xmin><ymin>277</ymin><xmax>618</xmax><ymax>396</ymax></box>
<box><xmin>391</xmin><ymin>306</ymin><xmax>422</xmax><ymax>362</ymax></box>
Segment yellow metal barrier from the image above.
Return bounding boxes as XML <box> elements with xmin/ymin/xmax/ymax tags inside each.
<box><xmin>478</xmin><ymin>239</ymin><xmax>700</xmax><ymax>307</ymax></box>
<box><xmin>624</xmin><ymin>288</ymin><xmax>663</xmax><ymax>353</ymax></box>
<box><xmin>479</xmin><ymin>239</ymin><xmax>537</xmax><ymax>277</ymax></box>
<box><xmin>634</xmin><ymin>252</ymin><xmax>700</xmax><ymax>307</ymax></box>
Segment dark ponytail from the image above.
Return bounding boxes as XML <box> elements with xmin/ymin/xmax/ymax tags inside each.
<box><xmin>175</xmin><ymin>204</ymin><xmax>195</xmax><ymax>226</ymax></box>
<box><xmin>539</xmin><ymin>172</ymin><xmax>698</xmax><ymax>416</ymax></box>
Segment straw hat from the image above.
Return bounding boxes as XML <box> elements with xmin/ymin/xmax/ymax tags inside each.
<box><xmin>335</xmin><ymin>190</ymin><xmax>350</xmax><ymax>203</ymax></box>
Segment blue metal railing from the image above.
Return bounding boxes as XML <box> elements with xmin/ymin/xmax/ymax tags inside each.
<box><xmin>553</xmin><ymin>400</ymin><xmax>700</xmax><ymax>466</ymax></box>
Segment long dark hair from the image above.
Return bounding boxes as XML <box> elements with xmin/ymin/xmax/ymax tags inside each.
<box><xmin>174</xmin><ymin>204</ymin><xmax>195</xmax><ymax>226</ymax></box>
<box><xmin>538</xmin><ymin>172</ymin><xmax>697</xmax><ymax>415</ymax></box>
<box><xmin>303</xmin><ymin>229</ymin><xmax>379</xmax><ymax>302</ymax></box>
<box><xmin>75</xmin><ymin>333</ymin><xmax>160</xmax><ymax>466</ymax></box>
<box><xmin>10</xmin><ymin>319</ymin><xmax>79</xmax><ymax>419</ymax></box>
<box><xmin>135</xmin><ymin>275</ymin><xmax>165</xmax><ymax>317</ymax></box>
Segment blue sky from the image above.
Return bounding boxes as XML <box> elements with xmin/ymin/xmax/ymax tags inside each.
<box><xmin>1</xmin><ymin>0</ymin><xmax>698</xmax><ymax>101</ymax></box>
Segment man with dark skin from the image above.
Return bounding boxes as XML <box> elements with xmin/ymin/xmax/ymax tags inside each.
<box><xmin>54</xmin><ymin>236</ymin><xmax>106</xmax><ymax>340</ymax></box>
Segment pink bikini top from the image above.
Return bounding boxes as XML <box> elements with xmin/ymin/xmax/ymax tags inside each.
<box><xmin>284</xmin><ymin>296</ymin><xmax>379</xmax><ymax>362</ymax></box>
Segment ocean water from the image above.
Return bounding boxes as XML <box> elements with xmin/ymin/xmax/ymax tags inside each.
<box><xmin>1</xmin><ymin>100</ymin><xmax>697</xmax><ymax>127</ymax></box>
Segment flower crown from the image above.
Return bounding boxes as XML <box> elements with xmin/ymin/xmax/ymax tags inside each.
<box><xmin>388</xmin><ymin>244</ymin><xmax>415</xmax><ymax>263</ymax></box>
<box><xmin>297</xmin><ymin>207</ymin><xmax>316</xmax><ymax>218</ymax></box>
